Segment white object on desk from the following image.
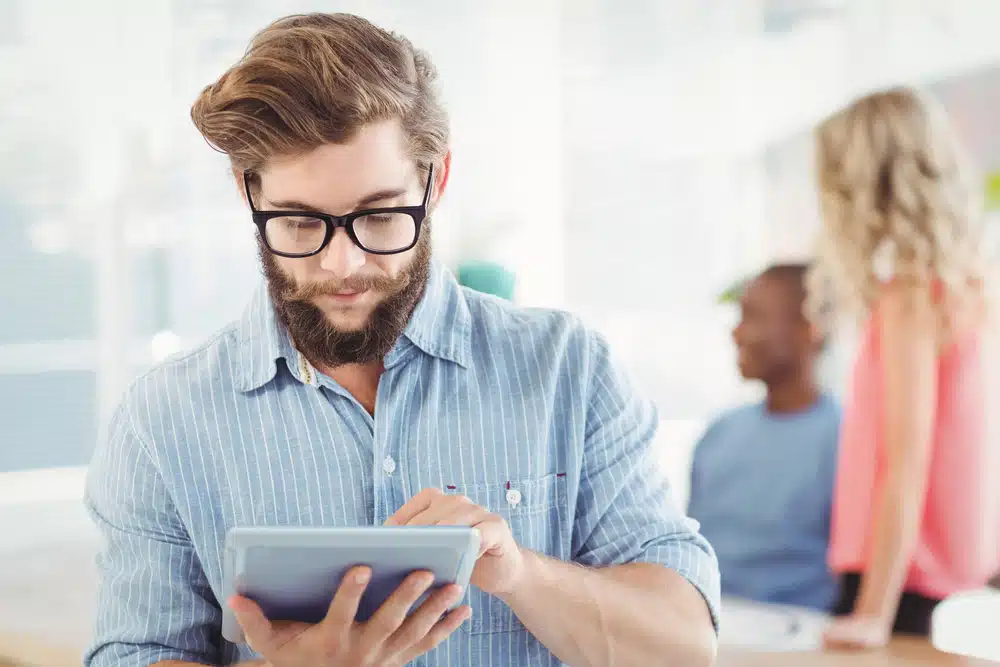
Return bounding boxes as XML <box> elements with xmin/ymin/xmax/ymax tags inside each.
<box><xmin>720</xmin><ymin>596</ymin><xmax>830</xmax><ymax>652</ymax></box>
<box><xmin>0</xmin><ymin>466</ymin><xmax>87</xmax><ymax>508</ymax></box>
<box><xmin>932</xmin><ymin>589</ymin><xmax>1000</xmax><ymax>662</ymax></box>
<box><xmin>0</xmin><ymin>466</ymin><xmax>99</xmax><ymax>659</ymax></box>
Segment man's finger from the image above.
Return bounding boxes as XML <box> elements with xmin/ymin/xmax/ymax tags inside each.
<box><xmin>408</xmin><ymin>498</ymin><xmax>483</xmax><ymax>527</ymax></box>
<box><xmin>435</xmin><ymin>505</ymin><xmax>488</xmax><ymax>527</ymax></box>
<box><xmin>385</xmin><ymin>488</ymin><xmax>441</xmax><ymax>526</ymax></box>
<box><xmin>363</xmin><ymin>570</ymin><xmax>435</xmax><ymax>644</ymax></box>
<box><xmin>322</xmin><ymin>565</ymin><xmax>371</xmax><ymax>630</ymax></box>
<box><xmin>398</xmin><ymin>605</ymin><xmax>472</xmax><ymax>664</ymax></box>
<box><xmin>385</xmin><ymin>584</ymin><xmax>464</xmax><ymax>656</ymax></box>
<box><xmin>229</xmin><ymin>595</ymin><xmax>275</xmax><ymax>654</ymax></box>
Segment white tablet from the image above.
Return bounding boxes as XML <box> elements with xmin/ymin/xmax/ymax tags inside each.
<box><xmin>221</xmin><ymin>525</ymin><xmax>480</xmax><ymax>645</ymax></box>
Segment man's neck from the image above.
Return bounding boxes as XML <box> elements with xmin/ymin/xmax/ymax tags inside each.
<box><xmin>764</xmin><ymin>369</ymin><xmax>820</xmax><ymax>415</ymax></box>
<box><xmin>314</xmin><ymin>360</ymin><xmax>384</xmax><ymax>416</ymax></box>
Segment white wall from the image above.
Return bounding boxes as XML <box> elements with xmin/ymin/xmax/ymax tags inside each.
<box><xmin>2</xmin><ymin>0</ymin><xmax>1000</xmax><ymax>473</ymax></box>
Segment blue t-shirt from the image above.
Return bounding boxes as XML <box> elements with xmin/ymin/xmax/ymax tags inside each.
<box><xmin>687</xmin><ymin>394</ymin><xmax>840</xmax><ymax>611</ymax></box>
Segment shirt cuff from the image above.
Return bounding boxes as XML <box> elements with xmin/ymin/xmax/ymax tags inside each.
<box><xmin>86</xmin><ymin>644</ymin><xmax>212</xmax><ymax>667</ymax></box>
<box><xmin>633</xmin><ymin>539</ymin><xmax>722</xmax><ymax>635</ymax></box>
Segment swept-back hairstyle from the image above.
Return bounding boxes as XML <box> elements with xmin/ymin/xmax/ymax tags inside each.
<box><xmin>190</xmin><ymin>12</ymin><xmax>449</xmax><ymax>185</ymax></box>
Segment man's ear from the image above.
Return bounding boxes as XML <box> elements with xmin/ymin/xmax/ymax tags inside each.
<box><xmin>232</xmin><ymin>167</ymin><xmax>250</xmax><ymax>209</ymax></box>
<box><xmin>807</xmin><ymin>321</ymin><xmax>827</xmax><ymax>352</ymax></box>
<box><xmin>430</xmin><ymin>151</ymin><xmax>452</xmax><ymax>210</ymax></box>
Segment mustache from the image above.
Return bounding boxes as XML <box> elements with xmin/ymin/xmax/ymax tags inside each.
<box><xmin>282</xmin><ymin>272</ymin><xmax>411</xmax><ymax>302</ymax></box>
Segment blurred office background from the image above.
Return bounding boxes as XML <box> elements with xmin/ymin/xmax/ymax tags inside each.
<box><xmin>5</xmin><ymin>0</ymin><xmax>1000</xmax><ymax>475</ymax></box>
<box><xmin>1</xmin><ymin>0</ymin><xmax>1000</xmax><ymax>660</ymax></box>
<box><xmin>4</xmin><ymin>0</ymin><xmax>1000</xmax><ymax>473</ymax></box>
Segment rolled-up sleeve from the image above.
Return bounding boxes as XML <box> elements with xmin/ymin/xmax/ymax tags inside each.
<box><xmin>84</xmin><ymin>396</ymin><xmax>222</xmax><ymax>666</ymax></box>
<box><xmin>571</xmin><ymin>333</ymin><xmax>721</xmax><ymax>631</ymax></box>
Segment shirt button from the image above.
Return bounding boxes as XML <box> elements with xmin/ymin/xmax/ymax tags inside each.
<box><xmin>505</xmin><ymin>488</ymin><xmax>521</xmax><ymax>507</ymax></box>
<box><xmin>382</xmin><ymin>456</ymin><xmax>396</xmax><ymax>475</ymax></box>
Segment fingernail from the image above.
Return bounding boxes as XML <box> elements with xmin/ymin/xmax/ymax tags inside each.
<box><xmin>355</xmin><ymin>568</ymin><xmax>371</xmax><ymax>584</ymax></box>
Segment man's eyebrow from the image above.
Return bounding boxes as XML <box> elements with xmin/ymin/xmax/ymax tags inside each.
<box><xmin>265</xmin><ymin>187</ymin><xmax>409</xmax><ymax>213</ymax></box>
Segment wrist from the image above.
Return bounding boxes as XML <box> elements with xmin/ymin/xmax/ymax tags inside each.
<box><xmin>497</xmin><ymin>547</ymin><xmax>543</xmax><ymax>605</ymax></box>
<box><xmin>854</xmin><ymin>573</ymin><xmax>907</xmax><ymax>621</ymax></box>
<box><xmin>850</xmin><ymin>595</ymin><xmax>897</xmax><ymax>627</ymax></box>
<box><xmin>853</xmin><ymin>600</ymin><xmax>897</xmax><ymax>624</ymax></box>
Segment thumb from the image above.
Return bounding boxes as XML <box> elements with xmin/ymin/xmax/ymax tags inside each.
<box><xmin>473</xmin><ymin>523</ymin><xmax>504</xmax><ymax>558</ymax></box>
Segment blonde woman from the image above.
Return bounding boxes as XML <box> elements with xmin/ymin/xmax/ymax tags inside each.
<box><xmin>807</xmin><ymin>87</ymin><xmax>997</xmax><ymax>649</ymax></box>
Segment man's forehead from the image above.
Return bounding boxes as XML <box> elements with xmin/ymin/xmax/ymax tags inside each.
<box><xmin>261</xmin><ymin>157</ymin><xmax>416</xmax><ymax>213</ymax></box>
<box><xmin>743</xmin><ymin>275</ymin><xmax>800</xmax><ymax>307</ymax></box>
<box><xmin>260</xmin><ymin>120</ymin><xmax>415</xmax><ymax>204</ymax></box>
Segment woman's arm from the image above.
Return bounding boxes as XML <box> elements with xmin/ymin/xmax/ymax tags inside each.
<box><xmin>854</xmin><ymin>283</ymin><xmax>939</xmax><ymax>621</ymax></box>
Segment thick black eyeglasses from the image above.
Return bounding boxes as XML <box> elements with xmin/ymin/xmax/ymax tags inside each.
<box><xmin>244</xmin><ymin>164</ymin><xmax>434</xmax><ymax>258</ymax></box>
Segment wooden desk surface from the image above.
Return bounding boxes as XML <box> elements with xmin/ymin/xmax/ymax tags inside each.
<box><xmin>0</xmin><ymin>630</ymin><xmax>80</xmax><ymax>667</ymax></box>
<box><xmin>718</xmin><ymin>637</ymin><xmax>1000</xmax><ymax>666</ymax></box>
<box><xmin>0</xmin><ymin>632</ymin><xmax>997</xmax><ymax>667</ymax></box>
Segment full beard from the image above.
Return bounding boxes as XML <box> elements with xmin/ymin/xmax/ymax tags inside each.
<box><xmin>259</xmin><ymin>232</ymin><xmax>432</xmax><ymax>368</ymax></box>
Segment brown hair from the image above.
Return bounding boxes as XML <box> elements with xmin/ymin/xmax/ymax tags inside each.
<box><xmin>190</xmin><ymin>13</ymin><xmax>449</xmax><ymax>179</ymax></box>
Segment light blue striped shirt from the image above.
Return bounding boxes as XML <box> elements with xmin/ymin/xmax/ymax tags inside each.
<box><xmin>84</xmin><ymin>260</ymin><xmax>720</xmax><ymax>666</ymax></box>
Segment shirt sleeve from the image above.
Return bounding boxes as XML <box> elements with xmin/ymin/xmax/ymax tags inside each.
<box><xmin>571</xmin><ymin>332</ymin><xmax>721</xmax><ymax>632</ymax></box>
<box><xmin>84</xmin><ymin>394</ymin><xmax>224</xmax><ymax>666</ymax></box>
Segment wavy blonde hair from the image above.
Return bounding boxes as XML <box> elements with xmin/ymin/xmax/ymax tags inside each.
<box><xmin>806</xmin><ymin>86</ymin><xmax>988</xmax><ymax>338</ymax></box>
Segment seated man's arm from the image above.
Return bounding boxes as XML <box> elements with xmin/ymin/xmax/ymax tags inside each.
<box><xmin>85</xmin><ymin>395</ymin><xmax>228</xmax><ymax>667</ymax></box>
<box><xmin>498</xmin><ymin>333</ymin><xmax>721</xmax><ymax>667</ymax></box>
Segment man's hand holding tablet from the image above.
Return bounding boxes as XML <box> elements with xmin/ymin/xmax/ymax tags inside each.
<box><xmin>228</xmin><ymin>564</ymin><xmax>469</xmax><ymax>667</ymax></box>
<box><xmin>224</xmin><ymin>487</ymin><xmax>522</xmax><ymax>667</ymax></box>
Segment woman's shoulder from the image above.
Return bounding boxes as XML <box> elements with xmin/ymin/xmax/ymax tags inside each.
<box><xmin>871</xmin><ymin>278</ymin><xmax>985</xmax><ymax>347</ymax></box>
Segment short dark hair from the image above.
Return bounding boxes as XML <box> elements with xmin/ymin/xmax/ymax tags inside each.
<box><xmin>759</xmin><ymin>262</ymin><xmax>830</xmax><ymax>349</ymax></box>
<box><xmin>759</xmin><ymin>263</ymin><xmax>810</xmax><ymax>313</ymax></box>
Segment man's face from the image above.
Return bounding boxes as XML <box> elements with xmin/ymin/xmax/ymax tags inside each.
<box><xmin>731</xmin><ymin>275</ymin><xmax>809</xmax><ymax>383</ymax></box>
<box><xmin>250</xmin><ymin>119</ymin><xmax>446</xmax><ymax>367</ymax></box>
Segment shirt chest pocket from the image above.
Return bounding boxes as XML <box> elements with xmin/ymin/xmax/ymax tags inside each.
<box><xmin>448</xmin><ymin>473</ymin><xmax>570</xmax><ymax>635</ymax></box>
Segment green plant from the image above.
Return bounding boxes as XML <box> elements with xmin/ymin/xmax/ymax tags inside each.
<box><xmin>717</xmin><ymin>276</ymin><xmax>748</xmax><ymax>304</ymax></box>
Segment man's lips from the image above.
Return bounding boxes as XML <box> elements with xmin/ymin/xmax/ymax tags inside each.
<box><xmin>318</xmin><ymin>289</ymin><xmax>368</xmax><ymax>304</ymax></box>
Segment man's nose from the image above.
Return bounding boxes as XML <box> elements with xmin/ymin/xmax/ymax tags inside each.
<box><xmin>318</xmin><ymin>228</ymin><xmax>366</xmax><ymax>279</ymax></box>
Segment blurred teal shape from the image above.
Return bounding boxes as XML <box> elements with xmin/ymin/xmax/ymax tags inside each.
<box><xmin>456</xmin><ymin>260</ymin><xmax>516</xmax><ymax>301</ymax></box>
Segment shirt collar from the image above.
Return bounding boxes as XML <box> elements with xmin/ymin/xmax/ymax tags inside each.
<box><xmin>234</xmin><ymin>259</ymin><xmax>472</xmax><ymax>393</ymax></box>
<box><xmin>232</xmin><ymin>284</ymin><xmax>299</xmax><ymax>392</ymax></box>
<box><xmin>386</xmin><ymin>258</ymin><xmax>473</xmax><ymax>370</ymax></box>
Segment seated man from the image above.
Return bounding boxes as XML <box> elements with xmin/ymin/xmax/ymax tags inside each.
<box><xmin>83</xmin><ymin>12</ymin><xmax>719</xmax><ymax>667</ymax></box>
<box><xmin>687</xmin><ymin>263</ymin><xmax>840</xmax><ymax>611</ymax></box>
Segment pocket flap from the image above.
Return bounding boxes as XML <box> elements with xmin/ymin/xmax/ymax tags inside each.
<box><xmin>448</xmin><ymin>473</ymin><xmax>567</xmax><ymax>517</ymax></box>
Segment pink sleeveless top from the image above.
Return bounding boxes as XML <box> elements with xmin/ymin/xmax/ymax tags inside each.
<box><xmin>828</xmin><ymin>301</ymin><xmax>996</xmax><ymax>600</ymax></box>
